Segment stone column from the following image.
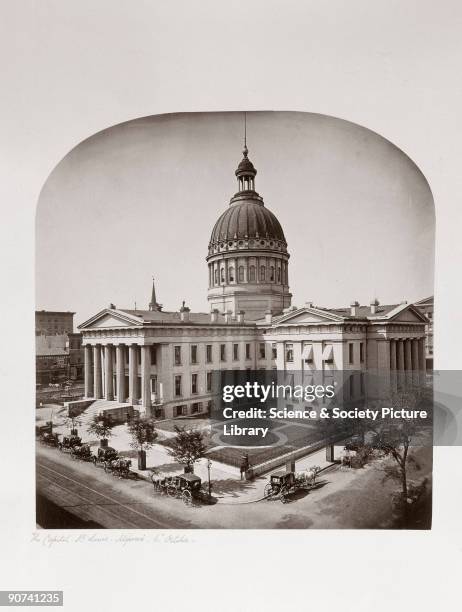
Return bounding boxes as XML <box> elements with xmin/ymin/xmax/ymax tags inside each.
<box><xmin>412</xmin><ymin>339</ymin><xmax>419</xmax><ymax>371</ymax></box>
<box><xmin>419</xmin><ymin>338</ymin><xmax>426</xmax><ymax>371</ymax></box>
<box><xmin>129</xmin><ymin>344</ymin><xmax>139</xmax><ymax>404</ymax></box>
<box><xmin>390</xmin><ymin>340</ymin><xmax>397</xmax><ymax>370</ymax></box>
<box><xmin>116</xmin><ymin>344</ymin><xmax>126</xmax><ymax>402</ymax></box>
<box><xmin>93</xmin><ymin>344</ymin><xmax>103</xmax><ymax>399</ymax></box>
<box><xmin>397</xmin><ymin>339</ymin><xmax>405</xmax><ymax>371</ymax></box>
<box><xmin>84</xmin><ymin>345</ymin><xmax>93</xmax><ymax>397</ymax></box>
<box><xmin>404</xmin><ymin>339</ymin><xmax>413</xmax><ymax>371</ymax></box>
<box><xmin>141</xmin><ymin>345</ymin><xmax>151</xmax><ymax>410</ymax></box>
<box><xmin>104</xmin><ymin>344</ymin><xmax>114</xmax><ymax>401</ymax></box>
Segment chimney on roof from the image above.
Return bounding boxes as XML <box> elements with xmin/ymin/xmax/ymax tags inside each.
<box><xmin>350</xmin><ymin>301</ymin><xmax>359</xmax><ymax>316</ymax></box>
<box><xmin>370</xmin><ymin>298</ymin><xmax>380</xmax><ymax>315</ymax></box>
<box><xmin>109</xmin><ymin>303</ymin><xmax>116</xmax><ymax>309</ymax></box>
<box><xmin>265</xmin><ymin>310</ymin><xmax>272</xmax><ymax>324</ymax></box>
<box><xmin>179</xmin><ymin>300</ymin><xmax>190</xmax><ymax>322</ymax></box>
<box><xmin>236</xmin><ymin>310</ymin><xmax>245</xmax><ymax>324</ymax></box>
<box><xmin>211</xmin><ymin>309</ymin><xmax>219</xmax><ymax>323</ymax></box>
<box><xmin>305</xmin><ymin>301</ymin><xmax>313</xmax><ymax>308</ymax></box>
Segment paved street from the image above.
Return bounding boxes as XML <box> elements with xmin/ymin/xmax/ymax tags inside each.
<box><xmin>37</xmin><ymin>442</ymin><xmax>431</xmax><ymax>529</ymax></box>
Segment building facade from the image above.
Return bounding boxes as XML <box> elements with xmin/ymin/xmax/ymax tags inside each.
<box><xmin>36</xmin><ymin>311</ymin><xmax>84</xmax><ymax>382</ymax></box>
<box><xmin>78</xmin><ymin>145</ymin><xmax>429</xmax><ymax>419</ymax></box>
<box><xmin>414</xmin><ymin>296</ymin><xmax>433</xmax><ymax>369</ymax></box>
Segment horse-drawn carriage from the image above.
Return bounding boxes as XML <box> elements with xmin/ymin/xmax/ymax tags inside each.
<box><xmin>91</xmin><ymin>446</ymin><xmax>132</xmax><ymax>477</ymax></box>
<box><xmin>92</xmin><ymin>446</ymin><xmax>119</xmax><ymax>466</ymax></box>
<box><xmin>39</xmin><ymin>431</ymin><xmax>59</xmax><ymax>447</ymax></box>
<box><xmin>58</xmin><ymin>434</ymin><xmax>82</xmax><ymax>452</ymax></box>
<box><xmin>71</xmin><ymin>443</ymin><xmax>93</xmax><ymax>462</ymax></box>
<box><xmin>264</xmin><ymin>467</ymin><xmax>321</xmax><ymax>503</ymax></box>
<box><xmin>103</xmin><ymin>457</ymin><xmax>132</xmax><ymax>478</ymax></box>
<box><xmin>151</xmin><ymin>473</ymin><xmax>203</xmax><ymax>506</ymax></box>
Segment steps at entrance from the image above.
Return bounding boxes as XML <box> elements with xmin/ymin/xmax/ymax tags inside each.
<box><xmin>75</xmin><ymin>400</ymin><xmax>137</xmax><ymax>430</ymax></box>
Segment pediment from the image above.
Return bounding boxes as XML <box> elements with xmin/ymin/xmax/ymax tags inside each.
<box><xmin>78</xmin><ymin>309</ymin><xmax>143</xmax><ymax>330</ymax></box>
<box><xmin>274</xmin><ymin>307</ymin><xmax>343</xmax><ymax>326</ymax></box>
<box><xmin>390</xmin><ymin>306</ymin><xmax>427</xmax><ymax>323</ymax></box>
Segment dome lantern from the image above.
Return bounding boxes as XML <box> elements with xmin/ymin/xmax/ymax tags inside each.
<box><xmin>235</xmin><ymin>145</ymin><xmax>257</xmax><ymax>193</ymax></box>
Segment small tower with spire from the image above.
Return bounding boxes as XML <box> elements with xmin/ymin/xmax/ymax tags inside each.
<box><xmin>235</xmin><ymin>114</ymin><xmax>257</xmax><ymax>193</ymax></box>
<box><xmin>148</xmin><ymin>277</ymin><xmax>162</xmax><ymax>311</ymax></box>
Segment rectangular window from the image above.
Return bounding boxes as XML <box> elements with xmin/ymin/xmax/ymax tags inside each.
<box><xmin>191</xmin><ymin>345</ymin><xmax>198</xmax><ymax>364</ymax></box>
<box><xmin>360</xmin><ymin>342</ymin><xmax>364</xmax><ymax>363</ymax></box>
<box><xmin>191</xmin><ymin>373</ymin><xmax>198</xmax><ymax>394</ymax></box>
<box><xmin>191</xmin><ymin>402</ymin><xmax>201</xmax><ymax>414</ymax></box>
<box><xmin>259</xmin><ymin>343</ymin><xmax>266</xmax><ymax>359</ymax></box>
<box><xmin>245</xmin><ymin>343</ymin><xmax>251</xmax><ymax>360</ymax></box>
<box><xmin>272</xmin><ymin>343</ymin><xmax>277</xmax><ymax>359</ymax></box>
<box><xmin>206</xmin><ymin>371</ymin><xmax>212</xmax><ymax>392</ymax></box>
<box><xmin>220</xmin><ymin>344</ymin><xmax>226</xmax><ymax>361</ymax></box>
<box><xmin>154</xmin><ymin>408</ymin><xmax>164</xmax><ymax>419</ymax></box>
<box><xmin>174</xmin><ymin>375</ymin><xmax>182</xmax><ymax>397</ymax></box>
<box><xmin>206</xmin><ymin>344</ymin><xmax>212</xmax><ymax>363</ymax></box>
<box><xmin>286</xmin><ymin>343</ymin><xmax>294</xmax><ymax>363</ymax></box>
<box><xmin>150</xmin><ymin>376</ymin><xmax>157</xmax><ymax>394</ymax></box>
<box><xmin>175</xmin><ymin>405</ymin><xmax>186</xmax><ymax>417</ymax></box>
<box><xmin>233</xmin><ymin>343</ymin><xmax>239</xmax><ymax>360</ymax></box>
<box><xmin>150</xmin><ymin>345</ymin><xmax>156</xmax><ymax>365</ymax></box>
<box><xmin>174</xmin><ymin>345</ymin><xmax>181</xmax><ymax>366</ymax></box>
<box><xmin>349</xmin><ymin>343</ymin><xmax>354</xmax><ymax>365</ymax></box>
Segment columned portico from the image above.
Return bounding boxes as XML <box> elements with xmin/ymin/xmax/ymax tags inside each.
<box><xmin>93</xmin><ymin>344</ymin><xmax>103</xmax><ymax>399</ymax></box>
<box><xmin>116</xmin><ymin>344</ymin><xmax>126</xmax><ymax>402</ymax></box>
<box><xmin>104</xmin><ymin>344</ymin><xmax>114</xmax><ymax>401</ymax></box>
<box><xmin>84</xmin><ymin>345</ymin><xmax>93</xmax><ymax>397</ymax></box>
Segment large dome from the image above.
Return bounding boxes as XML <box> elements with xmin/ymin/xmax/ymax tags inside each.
<box><xmin>210</xmin><ymin>199</ymin><xmax>286</xmax><ymax>245</ymax></box>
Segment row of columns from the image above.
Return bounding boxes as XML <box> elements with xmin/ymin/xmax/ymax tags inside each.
<box><xmin>84</xmin><ymin>343</ymin><xmax>153</xmax><ymax>408</ymax></box>
<box><xmin>209</xmin><ymin>257</ymin><xmax>288</xmax><ymax>287</ymax></box>
<box><xmin>390</xmin><ymin>338</ymin><xmax>425</xmax><ymax>371</ymax></box>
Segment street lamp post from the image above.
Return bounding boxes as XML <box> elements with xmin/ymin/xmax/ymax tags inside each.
<box><xmin>207</xmin><ymin>459</ymin><xmax>212</xmax><ymax>498</ymax></box>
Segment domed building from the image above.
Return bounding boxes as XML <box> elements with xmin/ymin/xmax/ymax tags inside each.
<box><xmin>77</xmin><ymin>138</ymin><xmax>428</xmax><ymax>427</ymax></box>
<box><xmin>207</xmin><ymin>145</ymin><xmax>292</xmax><ymax>320</ymax></box>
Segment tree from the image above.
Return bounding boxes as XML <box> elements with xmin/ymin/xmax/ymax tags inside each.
<box><xmin>361</xmin><ymin>383</ymin><xmax>432</xmax><ymax>525</ymax></box>
<box><xmin>86</xmin><ymin>414</ymin><xmax>114</xmax><ymax>444</ymax></box>
<box><xmin>168</xmin><ymin>425</ymin><xmax>207</xmax><ymax>472</ymax></box>
<box><xmin>64</xmin><ymin>415</ymin><xmax>82</xmax><ymax>435</ymax></box>
<box><xmin>127</xmin><ymin>417</ymin><xmax>158</xmax><ymax>453</ymax></box>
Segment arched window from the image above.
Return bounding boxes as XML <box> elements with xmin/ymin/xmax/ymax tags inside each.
<box><xmin>260</xmin><ymin>266</ymin><xmax>266</xmax><ymax>281</ymax></box>
<box><xmin>270</xmin><ymin>266</ymin><xmax>275</xmax><ymax>282</ymax></box>
<box><xmin>238</xmin><ymin>266</ymin><xmax>244</xmax><ymax>282</ymax></box>
<box><xmin>221</xmin><ymin>268</ymin><xmax>225</xmax><ymax>283</ymax></box>
<box><xmin>277</xmin><ymin>267</ymin><xmax>281</xmax><ymax>283</ymax></box>
<box><xmin>214</xmin><ymin>269</ymin><xmax>218</xmax><ymax>284</ymax></box>
<box><xmin>249</xmin><ymin>265</ymin><xmax>256</xmax><ymax>281</ymax></box>
<box><xmin>228</xmin><ymin>266</ymin><xmax>235</xmax><ymax>282</ymax></box>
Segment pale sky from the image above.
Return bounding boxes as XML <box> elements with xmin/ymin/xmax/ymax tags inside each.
<box><xmin>36</xmin><ymin>111</ymin><xmax>434</xmax><ymax>326</ymax></box>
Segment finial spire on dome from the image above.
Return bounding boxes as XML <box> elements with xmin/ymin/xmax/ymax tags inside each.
<box><xmin>235</xmin><ymin>112</ymin><xmax>256</xmax><ymax>192</ymax></box>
